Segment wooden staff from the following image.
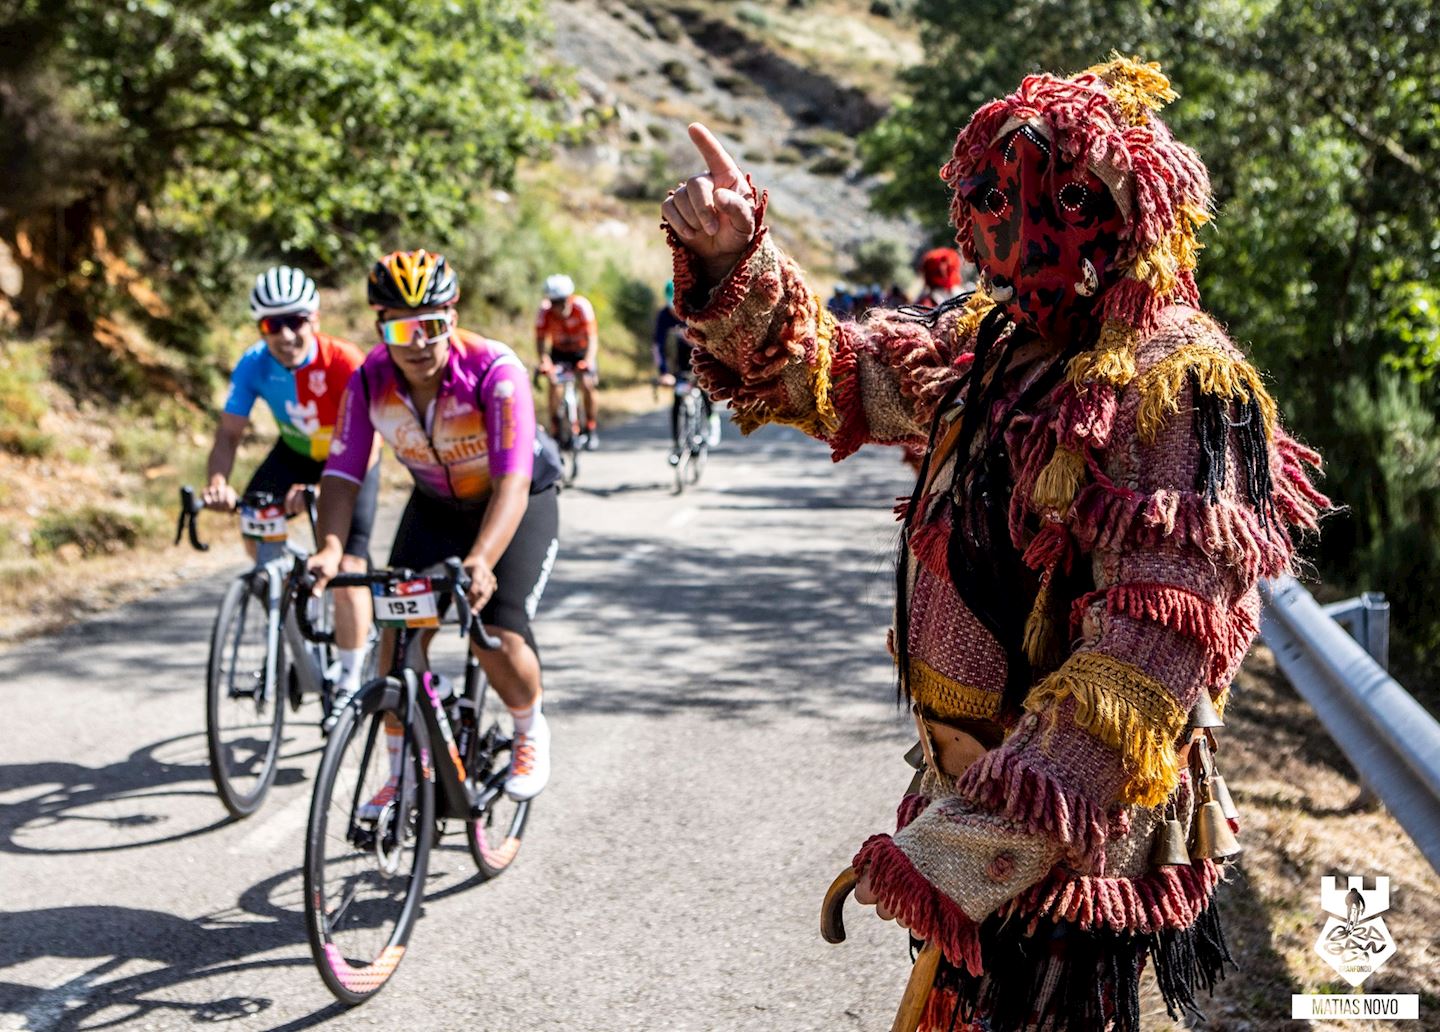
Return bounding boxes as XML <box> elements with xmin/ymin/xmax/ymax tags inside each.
<box><xmin>821</xmin><ymin>866</ymin><xmax>941</xmax><ymax>1032</ymax></box>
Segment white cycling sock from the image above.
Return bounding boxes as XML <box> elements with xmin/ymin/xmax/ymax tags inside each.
<box><xmin>337</xmin><ymin>647</ymin><xmax>365</xmax><ymax>691</ymax></box>
<box><xmin>508</xmin><ymin>700</ymin><xmax>540</xmax><ymax>736</ymax></box>
<box><xmin>384</xmin><ymin>721</ymin><xmax>405</xmax><ymax>781</ymax></box>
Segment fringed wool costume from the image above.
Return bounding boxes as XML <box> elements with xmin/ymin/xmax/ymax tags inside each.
<box><xmin>666</xmin><ymin>58</ymin><xmax>1330</xmax><ymax>1031</ymax></box>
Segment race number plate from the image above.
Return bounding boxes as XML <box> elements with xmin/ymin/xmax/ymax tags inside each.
<box><xmin>240</xmin><ymin>504</ymin><xmax>287</xmax><ymax>542</ymax></box>
<box><xmin>373</xmin><ymin>578</ymin><xmax>441</xmax><ymax>629</ymax></box>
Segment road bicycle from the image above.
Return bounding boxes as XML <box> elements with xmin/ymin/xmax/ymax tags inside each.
<box><xmin>175</xmin><ymin>485</ymin><xmax>371</xmax><ymax>818</ymax></box>
<box><xmin>294</xmin><ymin>557</ymin><xmax>530</xmax><ymax>1005</ymax></box>
<box><xmin>670</xmin><ymin>374</ymin><xmax>709</xmax><ymax>494</ymax></box>
<box><xmin>544</xmin><ymin>364</ymin><xmax>583</xmax><ymax>486</ymax></box>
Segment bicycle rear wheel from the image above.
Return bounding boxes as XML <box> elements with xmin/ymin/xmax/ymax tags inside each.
<box><xmin>464</xmin><ymin>674</ymin><xmax>530</xmax><ymax>880</ymax></box>
<box><xmin>304</xmin><ymin>681</ymin><xmax>433</xmax><ymax>1005</ymax></box>
<box><xmin>206</xmin><ymin>575</ymin><xmax>285</xmax><ymax>818</ymax></box>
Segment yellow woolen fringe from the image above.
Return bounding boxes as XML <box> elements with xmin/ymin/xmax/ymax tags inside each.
<box><xmin>1032</xmin><ymin>445</ymin><xmax>1086</xmax><ymax>514</ymax></box>
<box><xmin>1135</xmin><ymin>344</ymin><xmax>1279</xmax><ymax>444</ymax></box>
<box><xmin>1022</xmin><ymin>578</ymin><xmax>1064</xmax><ymax>671</ymax></box>
<box><xmin>1087</xmin><ymin>53</ymin><xmax>1178</xmax><ymax>126</ymax></box>
<box><xmin>1025</xmin><ymin>652</ymin><xmax>1187</xmax><ymax>807</ymax></box>
<box><xmin>1066</xmin><ymin>321</ymin><xmax>1139</xmax><ymax>388</ymax></box>
<box><xmin>951</xmin><ymin>288</ymin><xmax>998</xmax><ymax>345</ymax></box>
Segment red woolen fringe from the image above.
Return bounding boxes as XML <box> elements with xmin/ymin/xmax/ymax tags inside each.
<box><xmin>1003</xmin><ymin>859</ymin><xmax>1223</xmax><ymax>935</ymax></box>
<box><xmin>1272</xmin><ymin>430</ymin><xmax>1331</xmax><ymax>530</ymax></box>
<box><xmin>955</xmin><ymin>748</ymin><xmax>1109</xmax><ymax>860</ymax></box>
<box><xmin>853</xmin><ymin>834</ymin><xmax>984</xmax><ymax>975</ymax></box>
<box><xmin>897</xmin><ymin>793</ymin><xmax>931</xmax><ymax>831</ymax></box>
<box><xmin>827</xmin><ymin>329</ymin><xmax>869</xmax><ymax>461</ymax></box>
<box><xmin>1021</xmin><ymin>522</ymin><xmax>1076</xmax><ymax>575</ymax></box>
<box><xmin>1069</xmin><ymin>478</ymin><xmax>1292</xmax><ymax>582</ymax></box>
<box><xmin>908</xmin><ymin>516</ymin><xmax>953</xmax><ymax>582</ymax></box>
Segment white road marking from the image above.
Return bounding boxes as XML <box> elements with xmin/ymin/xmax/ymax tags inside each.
<box><xmin>666</xmin><ymin>507</ymin><xmax>698</xmax><ymax>529</ymax></box>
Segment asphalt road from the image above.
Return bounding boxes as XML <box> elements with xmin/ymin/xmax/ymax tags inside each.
<box><xmin>0</xmin><ymin>406</ymin><xmax>926</xmax><ymax>1031</ymax></box>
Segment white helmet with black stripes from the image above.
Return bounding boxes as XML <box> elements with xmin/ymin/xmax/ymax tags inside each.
<box><xmin>249</xmin><ymin>265</ymin><xmax>320</xmax><ymax>318</ymax></box>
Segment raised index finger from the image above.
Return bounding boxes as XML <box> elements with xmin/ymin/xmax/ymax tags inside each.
<box><xmin>689</xmin><ymin>123</ymin><xmax>741</xmax><ymax>183</ymax></box>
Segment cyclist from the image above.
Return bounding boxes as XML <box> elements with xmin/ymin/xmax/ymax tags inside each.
<box><xmin>913</xmin><ymin>246</ymin><xmax>965</xmax><ymax>308</ymax></box>
<box><xmin>310</xmin><ymin>249</ymin><xmax>561</xmax><ymax>803</ymax></box>
<box><xmin>202</xmin><ymin>265</ymin><xmax>379</xmax><ymax>717</ymax></box>
<box><xmin>535</xmin><ymin>273</ymin><xmax>600</xmax><ymax>449</ymax></box>
<box><xmin>653</xmin><ymin>280</ymin><xmax>719</xmax><ymax>464</ymax></box>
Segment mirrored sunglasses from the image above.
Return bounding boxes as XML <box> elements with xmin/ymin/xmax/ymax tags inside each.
<box><xmin>378</xmin><ymin>313</ymin><xmax>453</xmax><ymax>347</ymax></box>
<box><xmin>258</xmin><ymin>312</ymin><xmax>311</xmax><ymax>334</ymax></box>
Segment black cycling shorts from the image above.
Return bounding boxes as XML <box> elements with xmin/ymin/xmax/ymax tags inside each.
<box><xmin>245</xmin><ymin>442</ymin><xmax>378</xmax><ymax>561</ymax></box>
<box><xmin>551</xmin><ymin>350</ymin><xmax>599</xmax><ymax>385</ymax></box>
<box><xmin>388</xmin><ymin>485</ymin><xmax>559</xmax><ymax>652</ymax></box>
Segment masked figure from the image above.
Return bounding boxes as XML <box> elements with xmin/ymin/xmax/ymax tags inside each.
<box><xmin>663</xmin><ymin>58</ymin><xmax>1330</xmax><ymax>1031</ymax></box>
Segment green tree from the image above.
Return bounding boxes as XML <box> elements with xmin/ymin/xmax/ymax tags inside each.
<box><xmin>0</xmin><ymin>0</ymin><xmax>559</xmax><ymax>357</ymax></box>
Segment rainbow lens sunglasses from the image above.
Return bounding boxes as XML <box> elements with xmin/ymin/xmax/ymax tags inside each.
<box><xmin>378</xmin><ymin>311</ymin><xmax>454</xmax><ymax>348</ymax></box>
<box><xmin>258</xmin><ymin>312</ymin><xmax>311</xmax><ymax>334</ymax></box>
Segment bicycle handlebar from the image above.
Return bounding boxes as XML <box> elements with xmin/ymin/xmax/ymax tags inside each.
<box><xmin>175</xmin><ymin>485</ymin><xmax>318</xmax><ymax>552</ymax></box>
<box><xmin>289</xmin><ymin>556</ymin><xmax>503</xmax><ymax>651</ymax></box>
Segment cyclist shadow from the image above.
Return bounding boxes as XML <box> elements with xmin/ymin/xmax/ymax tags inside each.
<box><xmin>0</xmin><ymin>852</ymin><xmax>497</xmax><ymax>1029</ymax></box>
<box><xmin>0</xmin><ymin>867</ymin><xmax>328</xmax><ymax>1030</ymax></box>
<box><xmin>0</xmin><ymin>729</ymin><xmax>319</xmax><ymax>856</ymax></box>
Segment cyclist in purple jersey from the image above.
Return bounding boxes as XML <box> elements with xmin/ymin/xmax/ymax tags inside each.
<box><xmin>311</xmin><ymin>249</ymin><xmax>560</xmax><ymax>802</ymax></box>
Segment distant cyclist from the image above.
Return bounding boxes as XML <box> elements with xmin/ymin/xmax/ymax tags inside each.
<box><xmin>310</xmin><ymin>250</ymin><xmax>561</xmax><ymax>803</ymax></box>
<box><xmin>535</xmin><ymin>273</ymin><xmax>600</xmax><ymax>449</ymax></box>
<box><xmin>653</xmin><ymin>280</ymin><xmax>719</xmax><ymax>464</ymax></box>
<box><xmin>914</xmin><ymin>247</ymin><xmax>966</xmax><ymax>308</ymax></box>
<box><xmin>203</xmin><ymin>266</ymin><xmax>378</xmax><ymax>716</ymax></box>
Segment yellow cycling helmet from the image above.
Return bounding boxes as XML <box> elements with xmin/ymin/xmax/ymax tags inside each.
<box><xmin>368</xmin><ymin>249</ymin><xmax>460</xmax><ymax>309</ymax></box>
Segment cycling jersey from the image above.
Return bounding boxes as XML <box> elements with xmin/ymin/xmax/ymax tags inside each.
<box><xmin>535</xmin><ymin>295</ymin><xmax>596</xmax><ymax>357</ymax></box>
<box><xmin>223</xmin><ymin>333</ymin><xmax>365</xmax><ymax>460</ymax></box>
<box><xmin>325</xmin><ymin>329</ymin><xmax>560</xmax><ymax>504</ymax></box>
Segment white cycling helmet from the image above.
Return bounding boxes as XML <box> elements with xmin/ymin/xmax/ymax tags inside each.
<box><xmin>249</xmin><ymin>265</ymin><xmax>320</xmax><ymax>318</ymax></box>
<box><xmin>543</xmin><ymin>274</ymin><xmax>575</xmax><ymax>301</ymax></box>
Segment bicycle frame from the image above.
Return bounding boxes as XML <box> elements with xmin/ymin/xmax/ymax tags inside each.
<box><xmin>296</xmin><ymin>559</ymin><xmax>505</xmax><ymax>824</ymax></box>
<box><xmin>180</xmin><ymin>485</ymin><xmax>336</xmax><ymax>706</ymax></box>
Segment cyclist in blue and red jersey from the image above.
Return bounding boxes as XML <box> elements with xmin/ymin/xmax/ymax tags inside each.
<box><xmin>310</xmin><ymin>250</ymin><xmax>561</xmax><ymax>802</ymax></box>
<box><xmin>203</xmin><ymin>266</ymin><xmax>380</xmax><ymax>715</ymax></box>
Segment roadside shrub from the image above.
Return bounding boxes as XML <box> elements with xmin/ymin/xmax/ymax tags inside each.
<box><xmin>32</xmin><ymin>506</ymin><xmax>153</xmax><ymax>557</ymax></box>
<box><xmin>0</xmin><ymin>342</ymin><xmax>54</xmax><ymax>457</ymax></box>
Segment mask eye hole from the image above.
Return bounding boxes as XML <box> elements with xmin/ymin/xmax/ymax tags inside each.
<box><xmin>1058</xmin><ymin>182</ymin><xmax>1093</xmax><ymax>214</ymax></box>
<box><xmin>984</xmin><ymin>187</ymin><xmax>1009</xmax><ymax>216</ymax></box>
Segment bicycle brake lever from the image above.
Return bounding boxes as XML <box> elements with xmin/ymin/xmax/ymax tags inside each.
<box><xmin>177</xmin><ymin>486</ymin><xmax>209</xmax><ymax>551</ymax></box>
<box><xmin>444</xmin><ymin>557</ymin><xmax>471</xmax><ymax>638</ymax></box>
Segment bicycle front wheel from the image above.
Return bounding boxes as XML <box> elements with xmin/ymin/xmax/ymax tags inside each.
<box><xmin>206</xmin><ymin>575</ymin><xmax>285</xmax><ymax>818</ymax></box>
<box><xmin>464</xmin><ymin>678</ymin><xmax>530</xmax><ymax>880</ymax></box>
<box><xmin>304</xmin><ymin>682</ymin><xmax>433</xmax><ymax>1005</ymax></box>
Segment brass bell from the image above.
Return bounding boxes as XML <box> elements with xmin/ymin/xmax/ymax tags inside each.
<box><xmin>1191</xmin><ymin>783</ymin><xmax>1242</xmax><ymax>861</ymax></box>
<box><xmin>1151</xmin><ymin>816</ymin><xmax>1192</xmax><ymax>867</ymax></box>
<box><xmin>1210</xmin><ymin>773</ymin><xmax>1240</xmax><ymax>821</ymax></box>
<box><xmin>1188</xmin><ymin>691</ymin><xmax>1224</xmax><ymax>730</ymax></box>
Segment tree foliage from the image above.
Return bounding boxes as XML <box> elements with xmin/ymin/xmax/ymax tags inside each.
<box><xmin>861</xmin><ymin>0</ymin><xmax>1440</xmax><ymax>686</ymax></box>
<box><xmin>0</xmin><ymin>0</ymin><xmax>559</xmax><ymax>341</ymax></box>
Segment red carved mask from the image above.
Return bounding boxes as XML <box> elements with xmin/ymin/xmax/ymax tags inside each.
<box><xmin>961</xmin><ymin>124</ymin><xmax>1127</xmax><ymax>342</ymax></box>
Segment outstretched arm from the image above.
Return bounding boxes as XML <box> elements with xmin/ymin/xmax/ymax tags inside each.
<box><xmin>661</xmin><ymin>124</ymin><xmax>982</xmax><ymax>459</ymax></box>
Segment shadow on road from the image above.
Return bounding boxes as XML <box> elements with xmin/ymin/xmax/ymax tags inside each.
<box><xmin>0</xmin><ymin>730</ymin><xmax>319</xmax><ymax>856</ymax></box>
<box><xmin>0</xmin><ymin>843</ymin><xmax>492</xmax><ymax>1031</ymax></box>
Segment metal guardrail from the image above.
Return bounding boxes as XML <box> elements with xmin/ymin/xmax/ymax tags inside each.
<box><xmin>1260</xmin><ymin>576</ymin><xmax>1440</xmax><ymax>875</ymax></box>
